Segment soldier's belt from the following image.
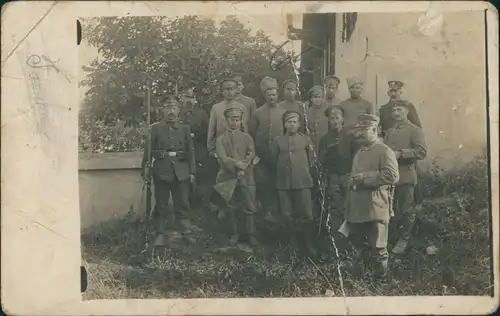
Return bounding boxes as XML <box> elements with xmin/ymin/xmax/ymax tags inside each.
<box><xmin>152</xmin><ymin>150</ymin><xmax>186</xmax><ymax>159</ymax></box>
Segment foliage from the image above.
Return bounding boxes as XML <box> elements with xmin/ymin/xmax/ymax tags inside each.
<box><xmin>79</xmin><ymin>16</ymin><xmax>296</xmax><ymax>153</ymax></box>
<box><xmin>82</xmin><ymin>155</ymin><xmax>492</xmax><ymax>299</ymax></box>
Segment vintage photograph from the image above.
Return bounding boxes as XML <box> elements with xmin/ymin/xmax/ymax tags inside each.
<box><xmin>78</xmin><ymin>10</ymin><xmax>492</xmax><ymax>300</ymax></box>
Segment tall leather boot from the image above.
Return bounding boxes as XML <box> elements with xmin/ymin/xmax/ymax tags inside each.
<box><xmin>302</xmin><ymin>222</ymin><xmax>319</xmax><ymax>260</ymax></box>
<box><xmin>246</xmin><ymin>214</ymin><xmax>262</xmax><ymax>251</ymax></box>
<box><xmin>373</xmin><ymin>249</ymin><xmax>389</xmax><ymax>285</ymax></box>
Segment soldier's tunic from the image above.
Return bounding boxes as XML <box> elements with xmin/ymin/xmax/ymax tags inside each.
<box><xmin>345</xmin><ymin>139</ymin><xmax>399</xmax><ymax>266</ymax></box>
<box><xmin>236</xmin><ymin>94</ymin><xmax>258</xmax><ymax>122</ymax></box>
<box><xmin>179</xmin><ymin>105</ymin><xmax>210</xmax><ymax>203</ymax></box>
<box><xmin>324</xmin><ymin>96</ymin><xmax>343</xmax><ymax>107</ymax></box>
<box><xmin>143</xmin><ymin>121</ymin><xmax>196</xmax><ymax>233</ymax></box>
<box><xmin>272</xmin><ymin>132</ymin><xmax>315</xmax><ymax>224</ymax></box>
<box><xmin>249</xmin><ymin>102</ymin><xmax>286</xmax><ymax>213</ymax></box>
<box><xmin>216</xmin><ymin>128</ymin><xmax>257</xmax><ymax>236</ymax></box>
<box><xmin>306</xmin><ymin>104</ymin><xmax>329</xmax><ymax>149</ymax></box>
<box><xmin>378</xmin><ymin>100</ymin><xmax>421</xmax><ymax>136</ymax></box>
<box><xmin>340</xmin><ymin>97</ymin><xmax>376</xmax><ymax>130</ymax></box>
<box><xmin>207</xmin><ymin>100</ymin><xmax>249</xmax><ymax>154</ymax></box>
<box><xmin>318</xmin><ymin>128</ymin><xmax>355</xmax><ymax>221</ymax></box>
<box><xmin>384</xmin><ymin>119</ymin><xmax>427</xmax><ymax>242</ymax></box>
<box><xmin>278</xmin><ymin>100</ymin><xmax>307</xmax><ymax>134</ymax></box>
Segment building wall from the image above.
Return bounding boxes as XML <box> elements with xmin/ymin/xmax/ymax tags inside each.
<box><xmin>333</xmin><ymin>11</ymin><xmax>487</xmax><ymax>170</ymax></box>
<box><xmin>79</xmin><ymin>152</ymin><xmax>153</xmax><ymax>229</ymax></box>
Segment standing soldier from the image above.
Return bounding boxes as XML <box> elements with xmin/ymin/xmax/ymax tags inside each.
<box><xmin>207</xmin><ymin>77</ymin><xmax>249</xmax><ymax>156</ymax></box>
<box><xmin>306</xmin><ymin>85</ymin><xmax>329</xmax><ymax>149</ymax></box>
<box><xmin>318</xmin><ymin>106</ymin><xmax>355</xmax><ymax>230</ymax></box>
<box><xmin>378</xmin><ymin>81</ymin><xmax>421</xmax><ymax>137</ymax></box>
<box><xmin>324</xmin><ymin>75</ymin><xmax>342</xmax><ymax>107</ymax></box>
<box><xmin>141</xmin><ymin>96</ymin><xmax>198</xmax><ymax>247</ymax></box>
<box><xmin>231</xmin><ymin>73</ymin><xmax>258</xmax><ymax>120</ymax></box>
<box><xmin>272</xmin><ymin>110</ymin><xmax>317</xmax><ymax>258</ymax></box>
<box><xmin>178</xmin><ymin>87</ymin><xmax>210</xmax><ymax>205</ymax></box>
<box><xmin>249</xmin><ymin>78</ymin><xmax>284</xmax><ymax>223</ymax></box>
<box><xmin>215</xmin><ymin>107</ymin><xmax>260</xmax><ymax>252</ymax></box>
<box><xmin>277</xmin><ymin>79</ymin><xmax>306</xmax><ymax>134</ymax></box>
<box><xmin>378</xmin><ymin>80</ymin><xmax>424</xmax><ymax>208</ymax></box>
<box><xmin>345</xmin><ymin>114</ymin><xmax>399</xmax><ymax>284</ymax></box>
<box><xmin>383</xmin><ymin>100</ymin><xmax>427</xmax><ymax>255</ymax></box>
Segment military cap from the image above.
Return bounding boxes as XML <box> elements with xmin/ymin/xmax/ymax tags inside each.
<box><xmin>220</xmin><ymin>77</ymin><xmax>238</xmax><ymax>86</ymax></box>
<box><xmin>388</xmin><ymin>80</ymin><xmax>404</xmax><ymax>91</ymax></box>
<box><xmin>282</xmin><ymin>110</ymin><xmax>301</xmax><ymax>123</ymax></box>
<box><xmin>324</xmin><ymin>105</ymin><xmax>344</xmax><ymax>117</ymax></box>
<box><xmin>260</xmin><ymin>76</ymin><xmax>279</xmax><ymax>94</ymax></box>
<box><xmin>356</xmin><ymin>114</ymin><xmax>379</xmax><ymax>128</ymax></box>
<box><xmin>391</xmin><ymin>99</ymin><xmax>410</xmax><ymax>109</ymax></box>
<box><xmin>229</xmin><ymin>73</ymin><xmax>244</xmax><ymax>84</ymax></box>
<box><xmin>324</xmin><ymin>75</ymin><xmax>341</xmax><ymax>85</ymax></box>
<box><xmin>161</xmin><ymin>94</ymin><xmax>179</xmax><ymax>106</ymax></box>
<box><xmin>223</xmin><ymin>107</ymin><xmax>243</xmax><ymax>118</ymax></box>
<box><xmin>308</xmin><ymin>85</ymin><xmax>325</xmax><ymax>96</ymax></box>
<box><xmin>346</xmin><ymin>76</ymin><xmax>364</xmax><ymax>88</ymax></box>
<box><xmin>282</xmin><ymin>79</ymin><xmax>298</xmax><ymax>89</ymax></box>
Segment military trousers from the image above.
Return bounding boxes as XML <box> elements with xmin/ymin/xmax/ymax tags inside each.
<box><xmin>226</xmin><ymin>185</ymin><xmax>258</xmax><ymax>237</ymax></box>
<box><xmin>278</xmin><ymin>189</ymin><xmax>314</xmax><ymax>224</ymax></box>
<box><xmin>348</xmin><ymin>220</ymin><xmax>389</xmax><ymax>277</ymax></box>
<box><xmin>326</xmin><ymin>173</ymin><xmax>348</xmax><ymax>224</ymax></box>
<box><xmin>393</xmin><ymin>183</ymin><xmax>416</xmax><ymax>242</ymax></box>
<box><xmin>153</xmin><ymin>177</ymin><xmax>191</xmax><ymax>233</ymax></box>
<box><xmin>255</xmin><ymin>161</ymin><xmax>279</xmax><ymax>215</ymax></box>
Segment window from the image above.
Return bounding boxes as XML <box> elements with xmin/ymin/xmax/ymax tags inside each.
<box><xmin>341</xmin><ymin>13</ymin><xmax>358</xmax><ymax>43</ymax></box>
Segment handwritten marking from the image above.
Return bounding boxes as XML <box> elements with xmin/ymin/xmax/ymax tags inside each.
<box><xmin>26</xmin><ymin>54</ymin><xmax>72</xmax><ymax>82</ymax></box>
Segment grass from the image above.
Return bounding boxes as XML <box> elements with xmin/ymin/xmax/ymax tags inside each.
<box><xmin>82</xmin><ymin>155</ymin><xmax>493</xmax><ymax>299</ymax></box>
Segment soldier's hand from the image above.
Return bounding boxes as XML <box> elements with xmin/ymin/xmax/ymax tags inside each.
<box><xmin>394</xmin><ymin>150</ymin><xmax>402</xmax><ymax>159</ymax></box>
<box><xmin>237</xmin><ymin>170</ymin><xmax>245</xmax><ymax>180</ymax></box>
<box><xmin>190</xmin><ymin>174</ymin><xmax>196</xmax><ymax>183</ymax></box>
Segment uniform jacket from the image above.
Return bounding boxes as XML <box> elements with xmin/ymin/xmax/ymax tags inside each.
<box><xmin>236</xmin><ymin>94</ymin><xmax>257</xmax><ymax>121</ymax></box>
<box><xmin>378</xmin><ymin>100</ymin><xmax>422</xmax><ymax>136</ymax></box>
<box><xmin>340</xmin><ymin>97</ymin><xmax>375</xmax><ymax>130</ymax></box>
<box><xmin>142</xmin><ymin>121</ymin><xmax>196</xmax><ymax>183</ymax></box>
<box><xmin>345</xmin><ymin>140</ymin><xmax>399</xmax><ymax>223</ymax></box>
<box><xmin>318</xmin><ymin>128</ymin><xmax>355</xmax><ymax>176</ymax></box>
<box><xmin>207</xmin><ymin>100</ymin><xmax>249</xmax><ymax>153</ymax></box>
<box><xmin>306</xmin><ymin>104</ymin><xmax>329</xmax><ymax>148</ymax></box>
<box><xmin>383</xmin><ymin>120</ymin><xmax>426</xmax><ymax>185</ymax></box>
<box><xmin>249</xmin><ymin>102</ymin><xmax>285</xmax><ymax>165</ymax></box>
<box><xmin>278</xmin><ymin>100</ymin><xmax>307</xmax><ymax>134</ymax></box>
<box><xmin>215</xmin><ymin>129</ymin><xmax>256</xmax><ymax>187</ymax></box>
<box><xmin>272</xmin><ymin>132</ymin><xmax>314</xmax><ymax>190</ymax></box>
<box><xmin>324</xmin><ymin>96</ymin><xmax>343</xmax><ymax>107</ymax></box>
<box><xmin>179</xmin><ymin>106</ymin><xmax>209</xmax><ymax>163</ymax></box>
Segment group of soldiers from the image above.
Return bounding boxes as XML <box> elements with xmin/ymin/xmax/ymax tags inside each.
<box><xmin>141</xmin><ymin>72</ymin><xmax>426</xmax><ymax>284</ymax></box>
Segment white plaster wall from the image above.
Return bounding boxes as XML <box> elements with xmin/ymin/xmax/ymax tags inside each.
<box><xmin>333</xmin><ymin>11</ymin><xmax>487</xmax><ymax>170</ymax></box>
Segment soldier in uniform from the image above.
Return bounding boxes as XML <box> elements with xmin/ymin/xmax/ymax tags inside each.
<box><xmin>249</xmin><ymin>78</ymin><xmax>284</xmax><ymax>223</ymax></box>
<box><xmin>272</xmin><ymin>110</ymin><xmax>317</xmax><ymax>258</ymax></box>
<box><xmin>306</xmin><ymin>85</ymin><xmax>329</xmax><ymax>150</ymax></box>
<box><xmin>141</xmin><ymin>96</ymin><xmax>198</xmax><ymax>246</ymax></box>
<box><xmin>215</xmin><ymin>107</ymin><xmax>260</xmax><ymax>252</ymax></box>
<box><xmin>383</xmin><ymin>100</ymin><xmax>427</xmax><ymax>254</ymax></box>
<box><xmin>378</xmin><ymin>80</ymin><xmax>424</xmax><ymax>208</ymax></box>
<box><xmin>178</xmin><ymin>87</ymin><xmax>210</xmax><ymax>206</ymax></box>
<box><xmin>340</xmin><ymin>77</ymin><xmax>375</xmax><ymax>133</ymax></box>
<box><xmin>207</xmin><ymin>77</ymin><xmax>249</xmax><ymax>156</ymax></box>
<box><xmin>318</xmin><ymin>106</ymin><xmax>355</xmax><ymax>230</ymax></box>
<box><xmin>231</xmin><ymin>73</ymin><xmax>258</xmax><ymax>120</ymax></box>
<box><xmin>345</xmin><ymin>114</ymin><xmax>399</xmax><ymax>284</ymax></box>
<box><xmin>277</xmin><ymin>79</ymin><xmax>306</xmax><ymax>134</ymax></box>
<box><xmin>378</xmin><ymin>81</ymin><xmax>421</xmax><ymax>137</ymax></box>
<box><xmin>324</xmin><ymin>75</ymin><xmax>342</xmax><ymax>107</ymax></box>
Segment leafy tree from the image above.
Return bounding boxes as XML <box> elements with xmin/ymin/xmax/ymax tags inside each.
<box><xmin>79</xmin><ymin>15</ymin><xmax>296</xmax><ymax>152</ymax></box>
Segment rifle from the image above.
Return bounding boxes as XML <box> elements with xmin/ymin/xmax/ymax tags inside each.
<box><xmin>141</xmin><ymin>80</ymin><xmax>154</xmax><ymax>254</ymax></box>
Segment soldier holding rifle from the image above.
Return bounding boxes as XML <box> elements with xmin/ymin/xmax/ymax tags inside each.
<box><xmin>141</xmin><ymin>95</ymin><xmax>198</xmax><ymax>247</ymax></box>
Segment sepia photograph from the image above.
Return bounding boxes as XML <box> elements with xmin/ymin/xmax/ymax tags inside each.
<box><xmin>76</xmin><ymin>8</ymin><xmax>493</xmax><ymax>301</ymax></box>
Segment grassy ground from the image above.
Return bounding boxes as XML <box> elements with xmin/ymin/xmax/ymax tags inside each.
<box><xmin>82</xmin><ymin>156</ymin><xmax>493</xmax><ymax>299</ymax></box>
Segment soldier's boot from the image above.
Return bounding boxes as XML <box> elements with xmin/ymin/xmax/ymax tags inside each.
<box><xmin>373</xmin><ymin>248</ymin><xmax>389</xmax><ymax>285</ymax></box>
<box><xmin>245</xmin><ymin>215</ymin><xmax>262</xmax><ymax>252</ymax></box>
<box><xmin>392</xmin><ymin>213</ymin><xmax>415</xmax><ymax>255</ymax></box>
<box><xmin>178</xmin><ymin>219</ymin><xmax>197</xmax><ymax>244</ymax></box>
<box><xmin>154</xmin><ymin>233</ymin><xmax>166</xmax><ymax>247</ymax></box>
<box><xmin>302</xmin><ymin>222</ymin><xmax>319</xmax><ymax>260</ymax></box>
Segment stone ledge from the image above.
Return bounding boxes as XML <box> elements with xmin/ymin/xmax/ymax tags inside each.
<box><xmin>79</xmin><ymin>151</ymin><xmax>143</xmax><ymax>171</ymax></box>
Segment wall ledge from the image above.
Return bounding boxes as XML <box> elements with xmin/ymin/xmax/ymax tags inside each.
<box><xmin>79</xmin><ymin>151</ymin><xmax>144</xmax><ymax>171</ymax></box>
